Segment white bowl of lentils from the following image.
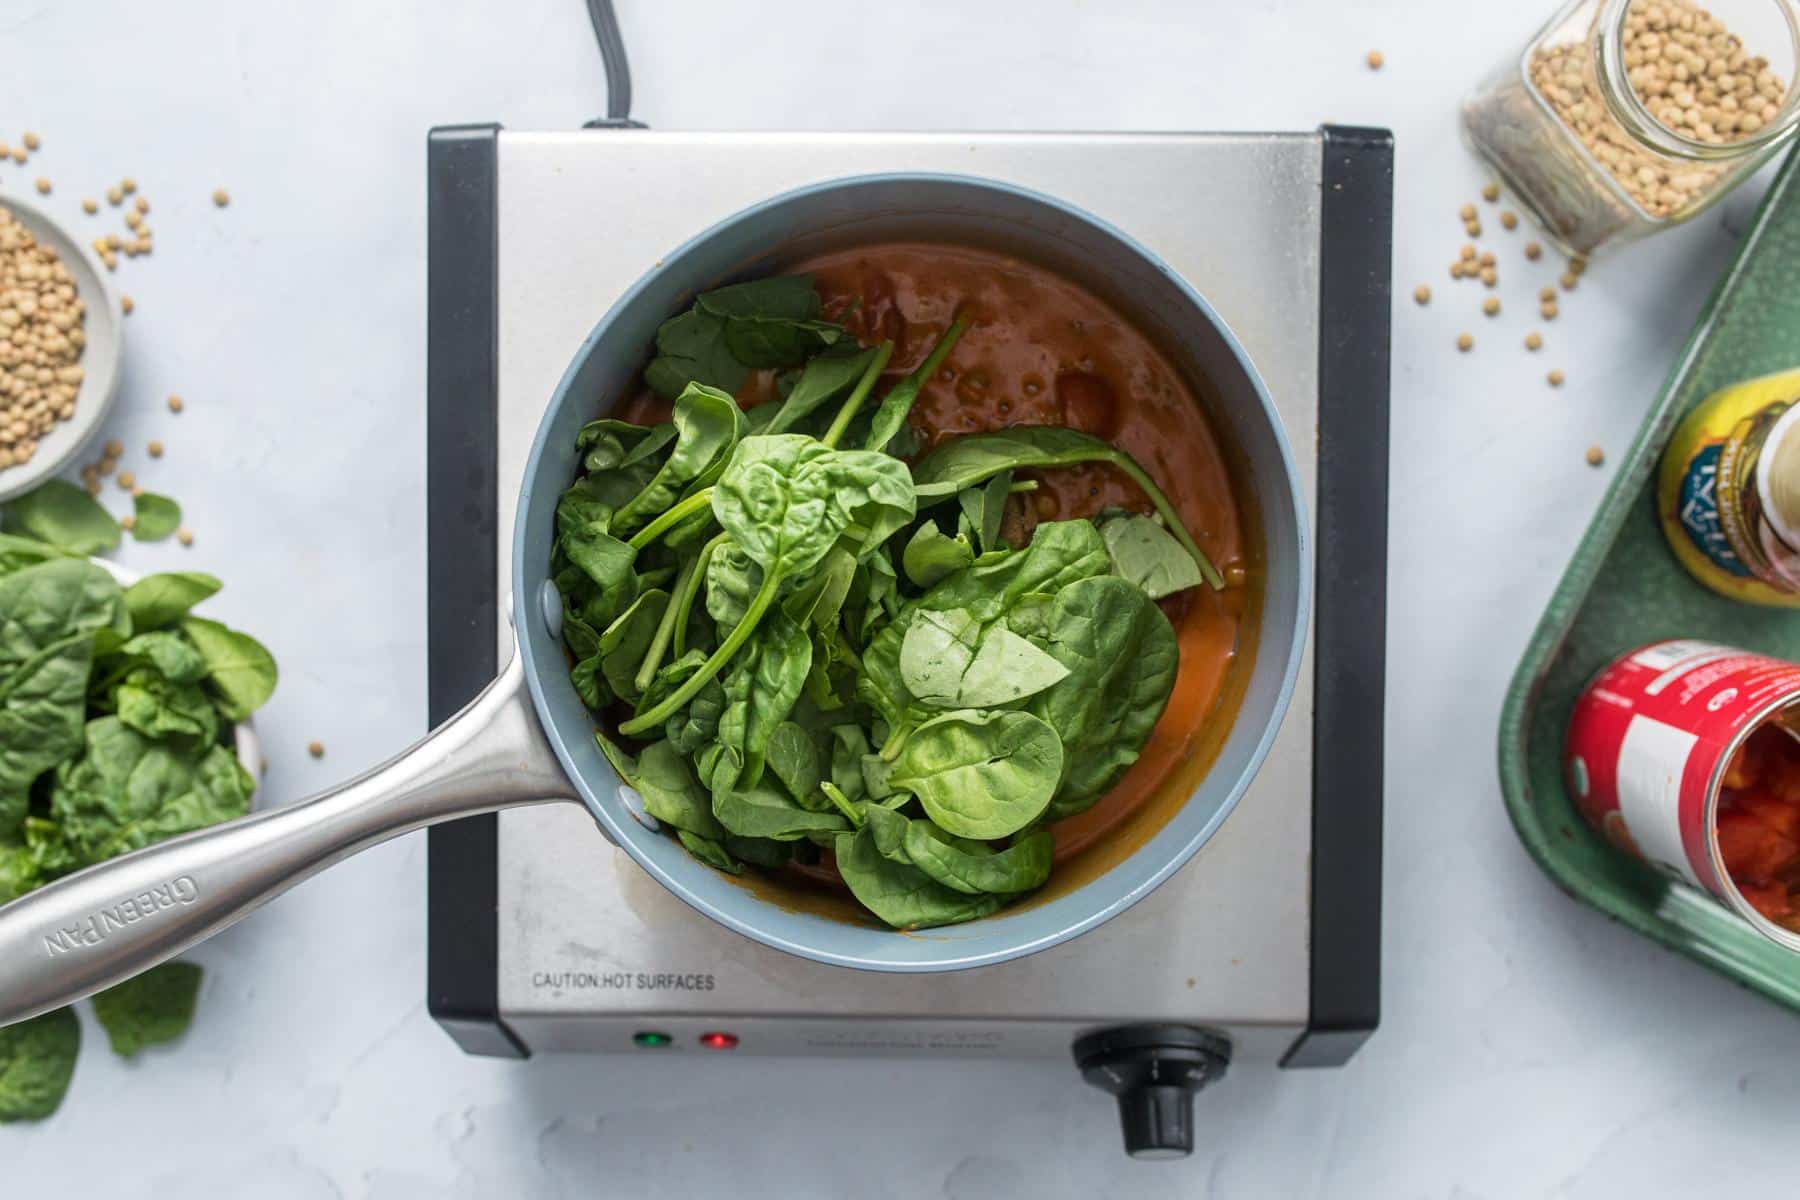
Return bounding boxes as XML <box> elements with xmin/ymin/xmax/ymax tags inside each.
<box><xmin>0</xmin><ymin>191</ymin><xmax>123</xmax><ymax>502</ymax></box>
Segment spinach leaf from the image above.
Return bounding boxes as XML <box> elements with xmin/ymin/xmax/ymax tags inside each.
<box><xmin>861</xmin><ymin>314</ymin><xmax>970</xmax><ymax>453</ymax></box>
<box><xmin>611</xmin><ymin>383</ymin><xmax>745</xmax><ymax>536</ymax></box>
<box><xmin>712</xmin><ymin>435</ymin><xmax>917</xmax><ymax>578</ymax></box>
<box><xmin>129</xmin><ymin>492</ymin><xmax>182</xmax><ymax>542</ymax></box>
<box><xmin>598</xmin><ymin>734</ymin><xmax>726</xmax><ymax>839</ymax></box>
<box><xmin>597</xmin><ymin>588</ymin><xmax>668</xmax><ymax>705</ymax></box>
<box><xmin>903</xmin><ymin>823</ymin><xmax>1054</xmax><ymax>895</ymax></box>
<box><xmin>50</xmin><ymin>719</ymin><xmax>254</xmax><ymax>867</ymax></box>
<box><xmin>862</xmin><ymin>802</ymin><xmax>913</xmax><ymax>863</ymax></box>
<box><xmin>1099</xmin><ymin>513</ymin><xmax>1204</xmax><ymax>599</ymax></box>
<box><xmin>0</xmin><ymin>1007</ymin><xmax>79</xmax><ymax>1123</ymax></box>
<box><xmin>91</xmin><ymin>962</ymin><xmax>203</xmax><ymax>1057</ymax></box>
<box><xmin>713</xmin><ymin>779</ymin><xmax>848</xmax><ymax>840</ymax></box>
<box><xmin>704</xmin><ymin>540</ymin><xmax>762</xmax><ymax>630</ymax></box>
<box><xmin>577</xmin><ymin>418</ymin><xmax>671</xmax><ymax>472</ymax></box>
<box><xmin>910</xmin><ymin>426</ymin><xmax>1223</xmax><ymax>588</ymax></box>
<box><xmin>722</xmin><ymin>834</ymin><xmax>795</xmax><ymax>869</ymax></box>
<box><xmin>676</xmin><ymin>830</ymin><xmax>744</xmax><ymax>875</ymax></box>
<box><xmin>764</xmin><ymin>346</ymin><xmax>880</xmax><ymax>435</ymax></box>
<box><xmin>1026</xmin><ymin>575</ymin><xmax>1179</xmax><ymax>819</ymax></box>
<box><xmin>123</xmin><ymin>572</ymin><xmax>221</xmax><ymax>631</ymax></box>
<box><xmin>766</xmin><ymin>720</ymin><xmax>822</xmax><ymax>807</ymax></box>
<box><xmin>833</xmin><ymin>827</ymin><xmax>1003</xmax><ymax>930</ymax></box>
<box><xmin>696</xmin><ymin>275</ymin><xmax>848</xmax><ymax>368</ymax></box>
<box><xmin>897</xmin><ymin>607</ymin><xmax>1069</xmax><ymax>710</ymax></box>
<box><xmin>957</xmin><ymin>470</ymin><xmax>1013</xmax><ymax>556</ymax></box>
<box><xmin>644</xmin><ymin>308</ymin><xmax>749</xmax><ymax>400</ymax></box>
<box><xmin>829</xmin><ymin>724</ymin><xmax>872</xmax><ymax>804</ymax></box>
<box><xmin>887</xmin><ymin>709</ymin><xmax>1062</xmax><ymax>840</ymax></box>
<box><xmin>901</xmin><ymin>522</ymin><xmax>973</xmax><ymax>589</ymax></box>
<box><xmin>180</xmin><ymin>617</ymin><xmax>278</xmax><ymax>721</ymax></box>
<box><xmin>113</xmin><ymin>667</ymin><xmax>219</xmax><ymax>745</ymax></box>
<box><xmin>0</xmin><ymin>559</ymin><xmax>128</xmax><ymax>835</ymax></box>
<box><xmin>118</xmin><ymin>631</ymin><xmax>208</xmax><ymax>683</ymax></box>
<box><xmin>0</xmin><ymin>532</ymin><xmax>72</xmax><ymax>573</ymax></box>
<box><xmin>715</xmin><ymin>608</ymin><xmax>811</xmax><ymax>789</ymax></box>
<box><xmin>3</xmin><ymin>480</ymin><xmax>120</xmax><ymax>555</ymax></box>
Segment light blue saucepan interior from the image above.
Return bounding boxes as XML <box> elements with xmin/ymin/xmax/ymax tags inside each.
<box><xmin>515</xmin><ymin>173</ymin><xmax>1310</xmax><ymax>972</ymax></box>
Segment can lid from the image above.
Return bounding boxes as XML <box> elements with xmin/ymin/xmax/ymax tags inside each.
<box><xmin>1760</xmin><ymin>402</ymin><xmax>1800</xmax><ymax>549</ymax></box>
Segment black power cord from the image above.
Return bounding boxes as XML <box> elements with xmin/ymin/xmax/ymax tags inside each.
<box><xmin>584</xmin><ymin>0</ymin><xmax>646</xmax><ymax>128</ymax></box>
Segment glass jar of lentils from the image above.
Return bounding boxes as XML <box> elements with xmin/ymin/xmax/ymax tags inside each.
<box><xmin>1464</xmin><ymin>0</ymin><xmax>1800</xmax><ymax>256</ymax></box>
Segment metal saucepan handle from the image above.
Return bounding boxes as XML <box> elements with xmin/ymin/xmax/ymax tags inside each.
<box><xmin>0</xmin><ymin>648</ymin><xmax>577</xmax><ymax>1028</ymax></box>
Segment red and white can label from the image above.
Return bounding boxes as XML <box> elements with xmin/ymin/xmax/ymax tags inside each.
<box><xmin>1564</xmin><ymin>639</ymin><xmax>1800</xmax><ymax>900</ymax></box>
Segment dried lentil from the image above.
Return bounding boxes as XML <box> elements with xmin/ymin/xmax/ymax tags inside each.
<box><xmin>32</xmin><ymin>178</ymin><xmax>48</xmax><ymax>195</ymax></box>
<box><xmin>21</xmin><ymin>133</ymin><xmax>40</xmax><ymax>152</ymax></box>
<box><xmin>1479</xmin><ymin>251</ymin><xmax>1497</xmax><ymax>267</ymax></box>
<box><xmin>1525</xmin><ymin>241</ymin><xmax>1543</xmax><ymax>260</ymax></box>
<box><xmin>116</xmin><ymin>470</ymin><xmax>135</xmax><ymax>490</ymax></box>
<box><xmin>1526</xmin><ymin>332</ymin><xmax>1544</xmax><ymax>350</ymax></box>
<box><xmin>308</xmin><ymin>740</ymin><xmax>325</xmax><ymax>758</ymax></box>
<box><xmin>119</xmin><ymin>514</ymin><xmax>135</xmax><ymax>532</ymax></box>
<box><xmin>1460</xmin><ymin>244</ymin><xmax>1478</xmax><ymax>261</ymax></box>
<box><xmin>8</xmin><ymin>148</ymin><xmax>24</xmax><ymax>165</ymax></box>
<box><xmin>106</xmin><ymin>187</ymin><xmax>122</xmax><ymax>206</ymax></box>
<box><xmin>1483</xmin><ymin>297</ymin><xmax>1501</xmax><ymax>316</ymax></box>
<box><xmin>1500</xmin><ymin>210</ymin><xmax>1520</xmax><ymax>230</ymax></box>
<box><xmin>120</xmin><ymin>295</ymin><xmax>133</xmax><ymax>315</ymax></box>
<box><xmin>120</xmin><ymin>178</ymin><xmax>136</xmax><ymax>195</ymax></box>
<box><xmin>1480</xmin><ymin>266</ymin><xmax>1498</xmax><ymax>287</ymax></box>
<box><xmin>147</xmin><ymin>439</ymin><xmax>163</xmax><ymax>458</ymax></box>
<box><xmin>1466</xmin><ymin>219</ymin><xmax>1483</xmax><ymax>237</ymax></box>
<box><xmin>1483</xmin><ymin>182</ymin><xmax>1501</xmax><ymax>202</ymax></box>
<box><xmin>1542</xmin><ymin>300</ymin><xmax>1560</xmax><ymax>320</ymax></box>
<box><xmin>1561</xmin><ymin>272</ymin><xmax>1580</xmax><ymax>290</ymax></box>
<box><xmin>212</xmin><ymin>188</ymin><xmax>230</xmax><ymax>207</ymax></box>
<box><xmin>1586</xmin><ymin>445</ymin><xmax>1606</xmax><ymax>467</ymax></box>
<box><xmin>1366</xmin><ymin>49</ymin><xmax>1384</xmax><ymax>70</ymax></box>
<box><xmin>81</xmin><ymin>198</ymin><xmax>97</xmax><ymax>215</ymax></box>
<box><xmin>176</xmin><ymin>527</ymin><xmax>193</xmax><ymax>547</ymax></box>
<box><xmin>167</xmin><ymin>393</ymin><xmax>183</xmax><ymax>413</ymax></box>
<box><xmin>1457</xmin><ymin>332</ymin><xmax>1475</xmax><ymax>351</ymax></box>
<box><xmin>1460</xmin><ymin>203</ymin><xmax>1478</xmax><ymax>221</ymax></box>
<box><xmin>1414</xmin><ymin>285</ymin><xmax>1432</xmax><ymax>305</ymax></box>
<box><xmin>133</xmin><ymin>197</ymin><xmax>148</xmax><ymax>215</ymax></box>
<box><xmin>1549</xmin><ymin>368</ymin><xmax>1566</xmax><ymax>386</ymax></box>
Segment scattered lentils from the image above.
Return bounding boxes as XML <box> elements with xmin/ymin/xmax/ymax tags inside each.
<box><xmin>1466</xmin><ymin>219</ymin><xmax>1483</xmax><ymax>237</ymax></box>
<box><xmin>1483</xmin><ymin>182</ymin><xmax>1501</xmax><ymax>202</ymax></box>
<box><xmin>1414</xmin><ymin>284</ymin><xmax>1432</xmax><ymax>305</ymax></box>
<box><xmin>147</xmin><ymin>439</ymin><xmax>163</xmax><ymax>458</ymax></box>
<box><xmin>1525</xmin><ymin>241</ymin><xmax>1543</xmax><ymax>260</ymax></box>
<box><xmin>1549</xmin><ymin>368</ymin><xmax>1566</xmax><ymax>386</ymax></box>
<box><xmin>80</xmin><ymin>198</ymin><xmax>97</xmax><ymax>215</ymax></box>
<box><xmin>1561</xmin><ymin>272</ymin><xmax>1580</xmax><ymax>291</ymax></box>
<box><xmin>120</xmin><ymin>295</ymin><xmax>133</xmax><ymax>316</ymax></box>
<box><xmin>106</xmin><ymin>186</ymin><xmax>122</xmax><ymax>206</ymax></box>
<box><xmin>1480</xmin><ymin>266</ymin><xmax>1498</xmax><ymax>286</ymax></box>
<box><xmin>133</xmin><ymin>197</ymin><xmax>148</xmax><ymax>215</ymax></box>
<box><xmin>1457</xmin><ymin>332</ymin><xmax>1475</xmax><ymax>351</ymax></box>
<box><xmin>307</xmin><ymin>740</ymin><xmax>325</xmax><ymax>759</ymax></box>
<box><xmin>8</xmin><ymin>148</ymin><xmax>24</xmax><ymax>166</ymax></box>
<box><xmin>167</xmin><ymin>393</ymin><xmax>183</xmax><ymax>413</ymax></box>
<box><xmin>1459</xmin><ymin>203</ymin><xmax>1478</xmax><ymax>221</ymax></box>
<box><xmin>176</xmin><ymin>527</ymin><xmax>193</xmax><ymax>547</ymax></box>
<box><xmin>119</xmin><ymin>514</ymin><xmax>135</xmax><ymax>532</ymax></box>
<box><xmin>1586</xmin><ymin>445</ymin><xmax>1606</xmax><ymax>467</ymax></box>
<box><xmin>1483</xmin><ymin>297</ymin><xmax>1502</xmax><ymax>316</ymax></box>
<box><xmin>120</xmin><ymin>178</ymin><xmax>136</xmax><ymax>196</ymax></box>
<box><xmin>32</xmin><ymin>179</ymin><xmax>48</xmax><ymax>195</ymax></box>
<box><xmin>211</xmin><ymin>188</ymin><xmax>230</xmax><ymax>208</ymax></box>
<box><xmin>1542</xmin><ymin>300</ymin><xmax>1560</xmax><ymax>319</ymax></box>
<box><xmin>20</xmin><ymin>133</ymin><xmax>39</xmax><ymax>152</ymax></box>
<box><xmin>1500</xmin><ymin>210</ymin><xmax>1519</xmax><ymax>230</ymax></box>
<box><xmin>1460</xmin><ymin>244</ymin><xmax>1478</xmax><ymax>261</ymax></box>
<box><xmin>1525</xmin><ymin>332</ymin><xmax>1544</xmax><ymax>350</ymax></box>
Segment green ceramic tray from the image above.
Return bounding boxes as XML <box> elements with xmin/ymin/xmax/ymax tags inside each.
<box><xmin>1499</xmin><ymin>146</ymin><xmax>1800</xmax><ymax>1010</ymax></box>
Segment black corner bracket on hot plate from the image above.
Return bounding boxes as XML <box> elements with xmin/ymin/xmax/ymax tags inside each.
<box><xmin>422</xmin><ymin>123</ymin><xmax>1391</xmax><ymax>1065</ymax></box>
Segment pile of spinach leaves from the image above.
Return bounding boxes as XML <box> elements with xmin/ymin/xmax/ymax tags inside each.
<box><xmin>0</xmin><ymin>481</ymin><xmax>276</xmax><ymax>1123</ymax></box>
<box><xmin>557</xmin><ymin>274</ymin><xmax>1220</xmax><ymax>932</ymax></box>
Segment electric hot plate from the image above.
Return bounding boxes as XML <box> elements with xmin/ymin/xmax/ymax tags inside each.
<box><xmin>423</xmin><ymin>127</ymin><xmax>1391</xmax><ymax>1158</ymax></box>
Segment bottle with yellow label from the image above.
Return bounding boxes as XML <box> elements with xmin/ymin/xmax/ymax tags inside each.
<box><xmin>1659</xmin><ymin>368</ymin><xmax>1800</xmax><ymax>608</ymax></box>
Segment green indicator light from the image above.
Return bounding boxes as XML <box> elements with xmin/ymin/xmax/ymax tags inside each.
<box><xmin>632</xmin><ymin>1031</ymin><xmax>673</xmax><ymax>1048</ymax></box>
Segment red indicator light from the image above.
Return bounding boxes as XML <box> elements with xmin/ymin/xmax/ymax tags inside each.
<box><xmin>698</xmin><ymin>1031</ymin><xmax>738</xmax><ymax>1050</ymax></box>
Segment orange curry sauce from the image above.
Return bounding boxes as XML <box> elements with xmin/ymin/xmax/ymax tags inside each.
<box><xmin>622</xmin><ymin>242</ymin><xmax>1252</xmax><ymax>863</ymax></box>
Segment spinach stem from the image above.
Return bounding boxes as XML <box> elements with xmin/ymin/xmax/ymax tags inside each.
<box><xmin>1102</xmin><ymin>451</ymin><xmax>1226</xmax><ymax>590</ymax></box>
<box><xmin>820</xmin><ymin>339</ymin><xmax>895</xmax><ymax>448</ymax></box>
<box><xmin>628</xmin><ymin>488</ymin><xmax>713</xmax><ymax>551</ymax></box>
<box><xmin>855</xmin><ymin>315</ymin><xmax>970</xmax><ymax>452</ymax></box>
<box><xmin>618</xmin><ymin>568</ymin><xmax>781</xmax><ymax>736</ymax></box>
<box><xmin>878</xmin><ymin>724</ymin><xmax>909</xmax><ymax>762</ymax></box>
<box><xmin>821</xmin><ymin>781</ymin><xmax>864</xmax><ymax>827</ymax></box>
<box><xmin>672</xmin><ymin>532</ymin><xmax>728</xmax><ymax>658</ymax></box>
<box><xmin>634</xmin><ymin>554</ymin><xmax>698</xmax><ymax>695</ymax></box>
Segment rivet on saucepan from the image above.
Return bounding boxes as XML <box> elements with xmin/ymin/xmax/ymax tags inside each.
<box><xmin>540</xmin><ymin>579</ymin><xmax>564</xmax><ymax>640</ymax></box>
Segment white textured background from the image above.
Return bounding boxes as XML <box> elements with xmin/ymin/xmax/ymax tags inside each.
<box><xmin>3</xmin><ymin>0</ymin><xmax>1799</xmax><ymax>1196</ymax></box>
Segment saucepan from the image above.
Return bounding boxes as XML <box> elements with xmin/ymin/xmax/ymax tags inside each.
<box><xmin>0</xmin><ymin>175</ymin><xmax>1309</xmax><ymax>1028</ymax></box>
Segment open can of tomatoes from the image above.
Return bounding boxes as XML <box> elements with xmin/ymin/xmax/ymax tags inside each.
<box><xmin>1565</xmin><ymin>639</ymin><xmax>1800</xmax><ymax>951</ymax></box>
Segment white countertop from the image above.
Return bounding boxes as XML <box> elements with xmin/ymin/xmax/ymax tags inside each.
<box><xmin>5</xmin><ymin>0</ymin><xmax>1799</xmax><ymax>1195</ymax></box>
